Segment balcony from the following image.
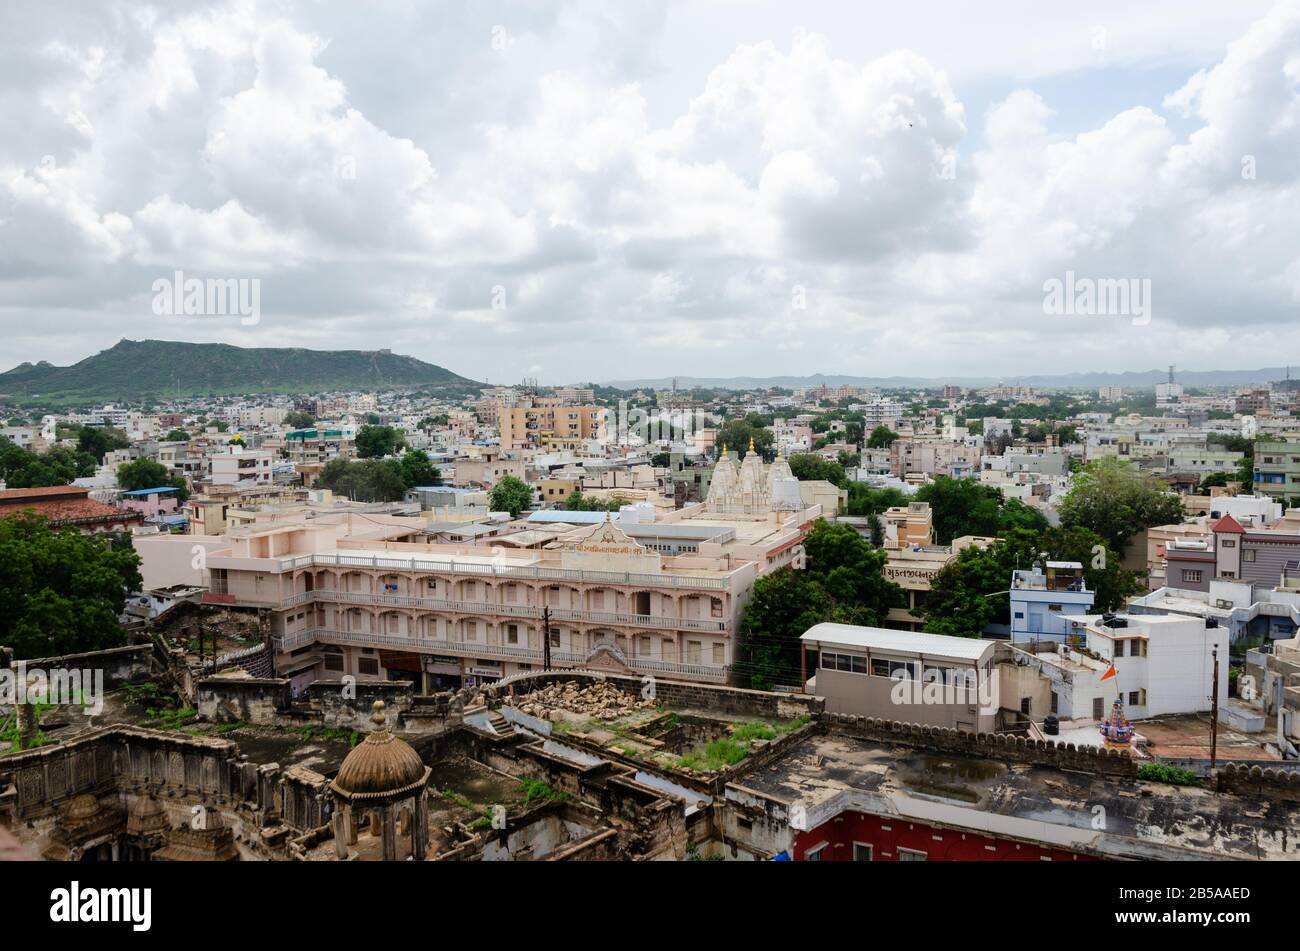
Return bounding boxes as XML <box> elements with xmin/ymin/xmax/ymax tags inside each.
<box><xmin>273</xmin><ymin>627</ymin><xmax>729</xmax><ymax>682</ymax></box>
<box><xmin>281</xmin><ymin>588</ymin><xmax>728</xmax><ymax>632</ymax></box>
<box><xmin>251</xmin><ymin>552</ymin><xmax>730</xmax><ymax>590</ymax></box>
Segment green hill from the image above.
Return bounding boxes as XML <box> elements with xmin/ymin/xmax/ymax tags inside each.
<box><xmin>0</xmin><ymin>339</ymin><xmax>479</xmax><ymax>405</ymax></box>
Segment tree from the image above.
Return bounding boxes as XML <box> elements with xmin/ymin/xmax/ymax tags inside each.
<box><xmin>788</xmin><ymin>453</ymin><xmax>847</xmax><ymax>488</ymax></box>
<box><xmin>866</xmin><ymin>425</ymin><xmax>899</xmax><ymax>449</ymax></box>
<box><xmin>715</xmin><ymin>418</ymin><xmax>773</xmax><ymax>458</ymax></box>
<box><xmin>284</xmin><ymin>411</ymin><xmax>315</xmax><ymax>429</ymax></box>
<box><xmin>0</xmin><ymin>513</ymin><xmax>142</xmax><ymax>659</ymax></box>
<box><xmin>562</xmin><ymin>491</ymin><xmax>616</xmax><ymax>512</ymax></box>
<box><xmin>914</xmin><ymin>477</ymin><xmax>1005</xmax><ymax>544</ymax></box>
<box><xmin>355</xmin><ymin>424</ymin><xmax>405</xmax><ymax>459</ymax></box>
<box><xmin>316</xmin><ymin>459</ymin><xmax>407</xmax><ymax>502</ymax></box>
<box><xmin>1058</xmin><ymin>457</ymin><xmax>1185</xmax><ymax>554</ymax></box>
<box><xmin>416</xmin><ymin>414</ymin><xmax>448</xmax><ymax>431</ymax></box>
<box><xmin>117</xmin><ymin>459</ymin><xmax>189</xmax><ymax>501</ymax></box>
<box><xmin>737</xmin><ymin>520</ymin><xmax>902</xmax><ymax>688</ymax></box>
<box><xmin>162</xmin><ymin>428</ymin><xmax>191</xmax><ymax>442</ymax></box>
<box><xmin>0</xmin><ymin>438</ymin><xmax>95</xmax><ymax>488</ymax></box>
<box><xmin>398</xmin><ymin>449</ymin><xmax>441</xmax><ymax>488</ymax></box>
<box><xmin>1198</xmin><ymin>472</ymin><xmax>1231</xmax><ymax>494</ymax></box>
<box><xmin>801</xmin><ymin>520</ymin><xmax>901</xmax><ymax>624</ymax></box>
<box><xmin>489</xmin><ymin>476</ymin><xmax>532</xmax><ymax>518</ymax></box>
<box><xmin>76</xmin><ymin>426</ymin><xmax>130</xmax><ymax>463</ymax></box>
<box><xmin>737</xmin><ymin>569</ymin><xmax>835</xmax><ymax>690</ymax></box>
<box><xmin>921</xmin><ymin>526</ymin><xmax>1140</xmax><ymax>637</ymax></box>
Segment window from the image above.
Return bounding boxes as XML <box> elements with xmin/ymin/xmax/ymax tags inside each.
<box><xmin>1020</xmin><ymin>697</ymin><xmax>1031</xmax><ymax>715</ymax></box>
<box><xmin>713</xmin><ymin>643</ymin><xmax>725</xmax><ymax>666</ymax></box>
<box><xmin>1129</xmin><ymin>691</ymin><xmax>1141</xmax><ymax>706</ymax></box>
<box><xmin>549</xmin><ymin>630</ymin><xmax>560</xmax><ymax>648</ymax></box>
<box><xmin>506</xmin><ymin>624</ymin><xmax>519</xmax><ymax>645</ymax></box>
<box><xmin>898</xmin><ymin>848</ymin><xmax>928</xmax><ymax>862</ymax></box>
<box><xmin>853</xmin><ymin>843</ymin><xmax>873</xmax><ymax>862</ymax></box>
<box><xmin>640</xmin><ymin>636</ymin><xmax>651</xmax><ymax>654</ymax></box>
<box><xmin>1114</xmin><ymin>640</ymin><xmax>1125</xmax><ymax>657</ymax></box>
<box><xmin>687</xmin><ymin>641</ymin><xmax>701</xmax><ymax>663</ymax></box>
<box><xmin>1093</xmin><ymin>697</ymin><xmax>1105</xmax><ymax>719</ymax></box>
<box><xmin>1182</xmin><ymin>569</ymin><xmax>1202</xmax><ymax>583</ymax></box>
<box><xmin>1221</xmin><ymin>539</ymin><xmax>1236</xmax><ymax>548</ymax></box>
<box><xmin>805</xmin><ymin>844</ymin><xmax>827</xmax><ymax>862</ymax></box>
<box><xmin>1047</xmin><ymin>604</ymin><xmax>1063</xmax><ymax>612</ymax></box>
<box><xmin>324</xmin><ymin>654</ymin><xmax>344</xmax><ymax>672</ymax></box>
<box><xmin>1244</xmin><ymin>550</ymin><xmax>1256</xmax><ymax>563</ymax></box>
<box><xmin>871</xmin><ymin>658</ymin><xmax>891</xmax><ymax>677</ymax></box>
<box><xmin>358</xmin><ymin>657</ymin><xmax>379</xmax><ymax>676</ymax></box>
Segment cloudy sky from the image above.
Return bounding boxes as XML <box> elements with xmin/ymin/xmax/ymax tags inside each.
<box><xmin>2</xmin><ymin>0</ymin><xmax>1299</xmax><ymax>384</ymax></box>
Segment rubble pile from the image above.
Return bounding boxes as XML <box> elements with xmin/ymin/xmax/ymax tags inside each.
<box><xmin>515</xmin><ymin>681</ymin><xmax>657</xmax><ymax>721</ymax></box>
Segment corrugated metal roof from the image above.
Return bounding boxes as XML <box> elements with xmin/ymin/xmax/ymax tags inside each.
<box><xmin>799</xmin><ymin>622</ymin><xmax>994</xmax><ymax>662</ymax></box>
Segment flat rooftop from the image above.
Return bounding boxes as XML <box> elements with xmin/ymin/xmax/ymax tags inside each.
<box><xmin>732</xmin><ymin>731</ymin><xmax>1297</xmax><ymax>860</ymax></box>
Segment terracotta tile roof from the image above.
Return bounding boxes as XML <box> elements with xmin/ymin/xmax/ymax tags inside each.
<box><xmin>1210</xmin><ymin>514</ymin><xmax>1246</xmax><ymax>534</ymax></box>
<box><xmin>0</xmin><ymin>485</ymin><xmax>91</xmax><ymax>502</ymax></box>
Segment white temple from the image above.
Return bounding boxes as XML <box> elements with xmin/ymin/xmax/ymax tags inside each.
<box><xmin>704</xmin><ymin>438</ymin><xmax>803</xmax><ymax>515</ymax></box>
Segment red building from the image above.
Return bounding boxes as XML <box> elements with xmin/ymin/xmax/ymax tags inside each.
<box><xmin>793</xmin><ymin>810</ymin><xmax>1096</xmax><ymax>862</ymax></box>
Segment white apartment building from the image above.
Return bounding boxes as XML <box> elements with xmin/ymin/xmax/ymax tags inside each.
<box><xmin>209</xmin><ymin>447</ymin><xmax>274</xmax><ymax>486</ymax></box>
<box><xmin>1014</xmin><ymin>613</ymin><xmax>1228</xmax><ymax>721</ymax></box>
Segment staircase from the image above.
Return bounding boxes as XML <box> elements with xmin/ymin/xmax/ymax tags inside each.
<box><xmin>487</xmin><ymin>710</ymin><xmax>513</xmax><ymax>736</ymax></box>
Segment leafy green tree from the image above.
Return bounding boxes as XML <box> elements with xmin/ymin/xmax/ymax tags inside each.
<box><xmin>1058</xmin><ymin>458</ymin><xmax>1185</xmax><ymax>554</ymax></box>
<box><xmin>562</xmin><ymin>491</ymin><xmax>616</xmax><ymax>512</ymax></box>
<box><xmin>736</xmin><ymin>568</ymin><xmax>834</xmax><ymax>690</ymax></box>
<box><xmin>737</xmin><ymin>520</ymin><xmax>902</xmax><ymax>688</ymax></box>
<box><xmin>802</xmin><ymin>520</ymin><xmax>902</xmax><ymax>623</ymax></box>
<box><xmin>0</xmin><ymin>438</ymin><xmax>96</xmax><ymax>488</ymax></box>
<box><xmin>866</xmin><ymin>425</ymin><xmax>899</xmax><ymax>449</ymax></box>
<box><xmin>117</xmin><ymin>459</ymin><xmax>189</xmax><ymax>501</ymax></box>
<box><xmin>76</xmin><ymin>426</ymin><xmax>130</xmax><ymax>463</ymax></box>
<box><xmin>162</xmin><ymin>428</ymin><xmax>191</xmax><ymax>442</ymax></box>
<box><xmin>788</xmin><ymin>453</ymin><xmax>847</xmax><ymax>488</ymax></box>
<box><xmin>914</xmin><ymin>477</ymin><xmax>1005</xmax><ymax>544</ymax></box>
<box><xmin>398</xmin><ymin>449</ymin><xmax>441</xmax><ymax>488</ymax></box>
<box><xmin>0</xmin><ymin>513</ymin><xmax>142</xmax><ymax>659</ymax></box>
<box><xmin>489</xmin><ymin>476</ymin><xmax>533</xmax><ymax>518</ymax></box>
<box><xmin>317</xmin><ymin>459</ymin><xmax>407</xmax><ymax>502</ymax></box>
<box><xmin>1198</xmin><ymin>472</ymin><xmax>1230</xmax><ymax>494</ymax></box>
<box><xmin>416</xmin><ymin>414</ymin><xmax>448</xmax><ymax>431</ymax></box>
<box><xmin>355</xmin><ymin>424</ymin><xmax>406</xmax><ymax>459</ymax></box>
<box><xmin>922</xmin><ymin>526</ymin><xmax>1139</xmax><ymax>637</ymax></box>
<box><xmin>284</xmin><ymin>411</ymin><xmax>315</xmax><ymax>429</ymax></box>
<box><xmin>715</xmin><ymin>418</ymin><xmax>774</xmax><ymax>458</ymax></box>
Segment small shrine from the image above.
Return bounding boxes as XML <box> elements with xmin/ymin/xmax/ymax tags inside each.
<box><xmin>1098</xmin><ymin>698</ymin><xmax>1135</xmax><ymax>748</ymax></box>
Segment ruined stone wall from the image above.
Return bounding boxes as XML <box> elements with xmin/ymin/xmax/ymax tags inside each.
<box><xmin>307</xmin><ymin>679</ymin><xmax>415</xmax><ymax>727</ymax></box>
<box><xmin>13</xmin><ymin>644</ymin><xmax>153</xmax><ymax>689</ymax></box>
<box><xmin>822</xmin><ymin>713</ymin><xmax>1138</xmax><ymax>778</ymax></box>
<box><xmin>488</xmin><ymin>670</ymin><xmax>823</xmax><ymax>721</ymax></box>
<box><xmin>196</xmin><ymin>676</ymin><xmax>292</xmax><ymax>724</ymax></box>
<box><xmin>0</xmin><ymin>726</ymin><xmax>242</xmax><ymax>821</ymax></box>
<box><xmin>1214</xmin><ymin>763</ymin><xmax>1300</xmax><ymax>802</ymax></box>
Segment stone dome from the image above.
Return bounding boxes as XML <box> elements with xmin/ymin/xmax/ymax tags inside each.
<box><xmin>127</xmin><ymin>796</ymin><xmax>169</xmax><ymax>836</ymax></box>
<box><xmin>64</xmin><ymin>794</ymin><xmax>102</xmax><ymax>821</ymax></box>
<box><xmin>330</xmin><ymin>702</ymin><xmax>429</xmax><ymax>798</ymax></box>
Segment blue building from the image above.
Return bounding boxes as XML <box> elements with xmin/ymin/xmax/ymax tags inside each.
<box><xmin>1009</xmin><ymin>562</ymin><xmax>1095</xmax><ymax>644</ymax></box>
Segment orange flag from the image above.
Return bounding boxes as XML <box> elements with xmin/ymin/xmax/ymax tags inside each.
<box><xmin>1100</xmin><ymin>664</ymin><xmax>1117</xmax><ymax>681</ymax></box>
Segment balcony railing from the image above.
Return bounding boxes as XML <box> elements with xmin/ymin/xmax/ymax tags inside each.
<box><xmin>287</xmin><ymin>588</ymin><xmax>727</xmax><ymax>632</ymax></box>
<box><xmin>274</xmin><ymin>627</ymin><xmax>729</xmax><ymax>681</ymax></box>
<box><xmin>255</xmin><ymin>552</ymin><xmax>730</xmax><ymax>590</ymax></box>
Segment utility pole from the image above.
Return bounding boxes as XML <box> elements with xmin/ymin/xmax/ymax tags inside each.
<box><xmin>542</xmin><ymin>606</ymin><xmax>552</xmax><ymax>671</ymax></box>
<box><xmin>1210</xmin><ymin>646</ymin><xmax>1220</xmax><ymax>770</ymax></box>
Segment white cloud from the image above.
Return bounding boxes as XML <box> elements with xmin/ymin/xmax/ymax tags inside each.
<box><xmin>1</xmin><ymin>0</ymin><xmax>1299</xmax><ymax>383</ymax></box>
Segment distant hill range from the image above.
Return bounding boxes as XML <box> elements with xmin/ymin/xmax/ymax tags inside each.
<box><xmin>0</xmin><ymin>339</ymin><xmax>477</xmax><ymax>404</ymax></box>
<box><xmin>604</xmin><ymin>367</ymin><xmax>1300</xmax><ymax>391</ymax></box>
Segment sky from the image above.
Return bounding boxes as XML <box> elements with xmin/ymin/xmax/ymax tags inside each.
<box><xmin>1</xmin><ymin>0</ymin><xmax>1299</xmax><ymax>385</ymax></box>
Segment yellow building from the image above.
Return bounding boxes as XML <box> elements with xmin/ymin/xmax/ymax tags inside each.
<box><xmin>501</xmin><ymin>404</ymin><xmax>606</xmax><ymax>450</ymax></box>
